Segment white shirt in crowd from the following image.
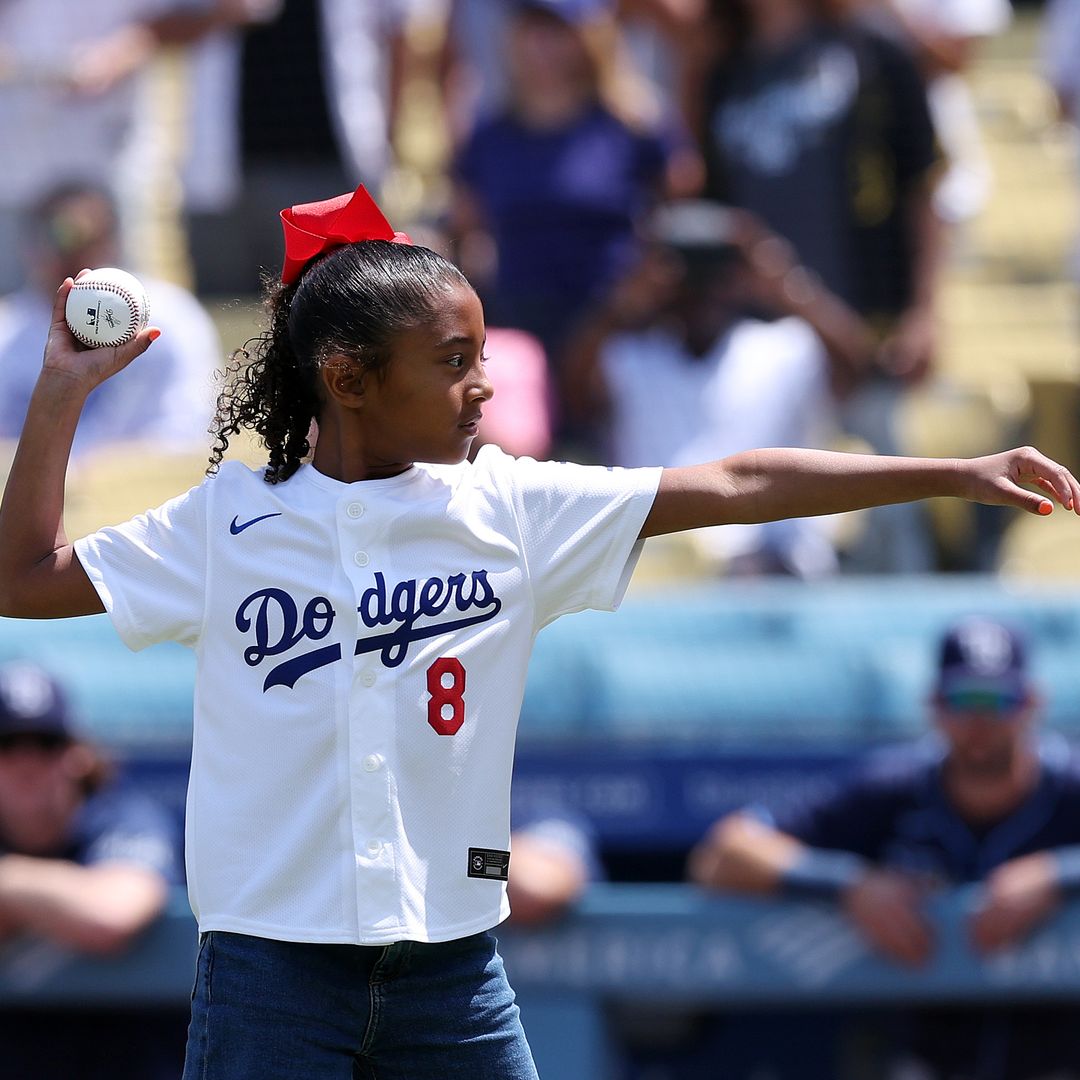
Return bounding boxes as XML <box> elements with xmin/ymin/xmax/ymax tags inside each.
<box><xmin>601</xmin><ymin>315</ymin><xmax>839</xmax><ymax>578</ymax></box>
<box><xmin>74</xmin><ymin>446</ymin><xmax>660</xmax><ymax>944</ymax></box>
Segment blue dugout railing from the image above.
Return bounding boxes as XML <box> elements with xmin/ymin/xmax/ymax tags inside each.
<box><xmin>2</xmin><ymin>884</ymin><xmax>1080</xmax><ymax>1079</ymax></box>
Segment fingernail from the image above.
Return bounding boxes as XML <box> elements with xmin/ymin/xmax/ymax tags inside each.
<box><xmin>1039</xmin><ymin>502</ymin><xmax>1053</xmax><ymax>515</ymax></box>
<box><xmin>148</xmin><ymin>328</ymin><xmax>161</xmax><ymax>342</ymax></box>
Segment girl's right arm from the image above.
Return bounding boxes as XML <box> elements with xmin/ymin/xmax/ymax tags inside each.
<box><xmin>0</xmin><ymin>277</ymin><xmax>159</xmax><ymax>618</ymax></box>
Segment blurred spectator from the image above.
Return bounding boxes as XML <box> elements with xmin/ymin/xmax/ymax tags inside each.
<box><xmin>0</xmin><ymin>0</ymin><xmax>223</xmax><ymax>294</ymax></box>
<box><xmin>449</xmin><ymin>0</ymin><xmax>698</xmax><ymax>436</ymax></box>
<box><xmin>0</xmin><ymin>660</ymin><xmax>184</xmax><ymax>1080</ymax></box>
<box><xmin>508</xmin><ymin>813</ymin><xmax>600</xmax><ymax>925</ymax></box>
<box><xmin>691</xmin><ymin>0</ymin><xmax>944</xmax><ymax>570</ymax></box>
<box><xmin>695</xmin><ymin>0</ymin><xmax>942</xmax><ymax>372</ymax></box>
<box><xmin>691</xmin><ymin>617</ymin><xmax>1080</xmax><ymax>1079</ymax></box>
<box><xmin>1042</xmin><ymin>0</ymin><xmax>1080</xmax><ymax>285</ymax></box>
<box><xmin>180</xmin><ymin>0</ymin><xmax>415</xmax><ymax>295</ymax></box>
<box><xmin>0</xmin><ymin>182</ymin><xmax>218</xmax><ymax>459</ymax></box>
<box><xmin>861</xmin><ymin>0</ymin><xmax>1011</xmax><ymax>225</ymax></box>
<box><xmin>564</xmin><ymin>200</ymin><xmax>872</xmax><ymax>576</ymax></box>
<box><xmin>443</xmin><ymin>0</ymin><xmax>703</xmax><ymax>138</ymax></box>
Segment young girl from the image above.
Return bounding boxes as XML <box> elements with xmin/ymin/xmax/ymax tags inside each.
<box><xmin>0</xmin><ymin>183</ymin><xmax>1075</xmax><ymax>1080</ymax></box>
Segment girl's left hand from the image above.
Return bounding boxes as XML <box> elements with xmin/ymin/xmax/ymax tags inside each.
<box><xmin>964</xmin><ymin>446</ymin><xmax>1080</xmax><ymax>516</ymax></box>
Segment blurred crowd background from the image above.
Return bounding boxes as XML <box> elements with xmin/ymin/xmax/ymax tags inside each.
<box><xmin>3</xmin><ymin>1</ymin><xmax>1080</xmax><ymax>1079</ymax></box>
<box><xmin>3</xmin><ymin>0</ymin><xmax>1074</xmax><ymax>583</ymax></box>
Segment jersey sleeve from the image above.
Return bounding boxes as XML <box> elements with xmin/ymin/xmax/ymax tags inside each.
<box><xmin>490</xmin><ymin>449</ymin><xmax>661</xmax><ymax>630</ymax></box>
<box><xmin>72</xmin><ymin>480</ymin><xmax>209</xmax><ymax>651</ymax></box>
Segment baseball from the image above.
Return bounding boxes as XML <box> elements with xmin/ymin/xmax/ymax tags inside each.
<box><xmin>64</xmin><ymin>267</ymin><xmax>149</xmax><ymax>349</ymax></box>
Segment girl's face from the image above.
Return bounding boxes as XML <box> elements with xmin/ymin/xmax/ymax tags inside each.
<box><xmin>357</xmin><ymin>282</ymin><xmax>493</xmax><ymax>471</ymax></box>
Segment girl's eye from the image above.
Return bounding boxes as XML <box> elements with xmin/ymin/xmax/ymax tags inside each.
<box><xmin>447</xmin><ymin>355</ymin><xmax>464</xmax><ymax>368</ymax></box>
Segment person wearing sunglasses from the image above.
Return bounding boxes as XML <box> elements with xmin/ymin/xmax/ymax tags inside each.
<box><xmin>689</xmin><ymin>615</ymin><xmax>1080</xmax><ymax>1079</ymax></box>
<box><xmin>0</xmin><ymin>659</ymin><xmax>184</xmax><ymax>1079</ymax></box>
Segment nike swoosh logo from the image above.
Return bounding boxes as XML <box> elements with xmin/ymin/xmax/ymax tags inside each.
<box><xmin>230</xmin><ymin>512</ymin><xmax>282</xmax><ymax>535</ymax></box>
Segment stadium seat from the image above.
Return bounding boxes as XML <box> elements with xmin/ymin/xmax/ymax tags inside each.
<box><xmin>519</xmin><ymin>635</ymin><xmax>593</xmax><ymax>738</ymax></box>
<box><xmin>581</xmin><ymin>638</ymin><xmax>875</xmax><ymax>743</ymax></box>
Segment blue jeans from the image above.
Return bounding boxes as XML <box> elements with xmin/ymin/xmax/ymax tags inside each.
<box><xmin>182</xmin><ymin>930</ymin><xmax>540</xmax><ymax>1080</ymax></box>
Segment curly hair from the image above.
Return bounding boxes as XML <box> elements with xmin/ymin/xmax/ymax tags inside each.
<box><xmin>208</xmin><ymin>241</ymin><xmax>472</xmax><ymax>484</ymax></box>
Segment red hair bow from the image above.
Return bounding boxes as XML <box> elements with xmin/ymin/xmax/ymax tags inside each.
<box><xmin>279</xmin><ymin>184</ymin><xmax>412</xmax><ymax>285</ymax></box>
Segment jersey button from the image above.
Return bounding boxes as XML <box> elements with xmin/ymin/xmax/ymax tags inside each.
<box><xmin>362</xmin><ymin>754</ymin><xmax>383</xmax><ymax>772</ymax></box>
<box><xmin>346</xmin><ymin>502</ymin><xmax>364</xmax><ymax>519</ymax></box>
<box><xmin>353</xmin><ymin>551</ymin><xmax>370</xmax><ymax>567</ymax></box>
<box><xmin>360</xmin><ymin>671</ymin><xmax>376</xmax><ymax>688</ymax></box>
<box><xmin>366</xmin><ymin>839</ymin><xmax>382</xmax><ymax>855</ymax></box>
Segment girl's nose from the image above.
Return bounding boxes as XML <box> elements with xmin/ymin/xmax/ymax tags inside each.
<box><xmin>472</xmin><ymin>366</ymin><xmax>494</xmax><ymax>402</ymax></box>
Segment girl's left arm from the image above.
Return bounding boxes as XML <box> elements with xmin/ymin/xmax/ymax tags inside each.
<box><xmin>640</xmin><ymin>447</ymin><xmax>1080</xmax><ymax>539</ymax></box>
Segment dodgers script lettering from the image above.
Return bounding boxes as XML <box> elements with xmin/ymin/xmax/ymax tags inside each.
<box><xmin>235</xmin><ymin>571</ymin><xmax>502</xmax><ymax>691</ymax></box>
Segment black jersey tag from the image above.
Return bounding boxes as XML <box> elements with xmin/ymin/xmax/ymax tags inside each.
<box><xmin>468</xmin><ymin>847</ymin><xmax>510</xmax><ymax>881</ymax></box>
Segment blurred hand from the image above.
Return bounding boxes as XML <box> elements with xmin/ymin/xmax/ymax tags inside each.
<box><xmin>842</xmin><ymin>870</ymin><xmax>934</xmax><ymax>967</ymax></box>
<box><xmin>507</xmin><ymin>834</ymin><xmax>588</xmax><ymax>927</ymax></box>
<box><xmin>605</xmin><ymin>248</ymin><xmax>685</xmax><ymax>329</ymax></box>
<box><xmin>44</xmin><ymin>276</ymin><xmax>159</xmax><ymax>394</ymax></box>
<box><xmin>687</xmin><ymin>823</ymin><xmax>727</xmax><ymax>889</ymax></box>
<box><xmin>877</xmin><ymin>306</ymin><xmax>937</xmax><ymax>384</ymax></box>
<box><xmin>64</xmin><ymin>26</ymin><xmax>157</xmax><ymax>97</ymax></box>
<box><xmin>726</xmin><ymin>212</ymin><xmax>835</xmax><ymax>317</ymax></box>
<box><xmin>969</xmin><ymin>852</ymin><xmax>1062</xmax><ymax>953</ymax></box>
<box><xmin>222</xmin><ymin>0</ymin><xmax>285</xmax><ymax>23</ymax></box>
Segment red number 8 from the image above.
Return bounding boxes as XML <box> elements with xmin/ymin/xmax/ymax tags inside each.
<box><xmin>426</xmin><ymin>657</ymin><xmax>466</xmax><ymax>735</ymax></box>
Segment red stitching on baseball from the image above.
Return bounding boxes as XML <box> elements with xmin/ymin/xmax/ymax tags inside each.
<box><xmin>68</xmin><ymin>279</ymin><xmax>143</xmax><ymax>346</ymax></box>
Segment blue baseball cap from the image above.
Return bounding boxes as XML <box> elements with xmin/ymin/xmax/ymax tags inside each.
<box><xmin>935</xmin><ymin>617</ymin><xmax>1030</xmax><ymax>710</ymax></box>
<box><xmin>0</xmin><ymin>661</ymin><xmax>73</xmax><ymax>740</ymax></box>
<box><xmin>514</xmin><ymin>0</ymin><xmax>612</xmax><ymax>24</ymax></box>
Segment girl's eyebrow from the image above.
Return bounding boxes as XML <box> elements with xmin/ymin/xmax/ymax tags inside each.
<box><xmin>434</xmin><ymin>333</ymin><xmax>481</xmax><ymax>348</ymax></box>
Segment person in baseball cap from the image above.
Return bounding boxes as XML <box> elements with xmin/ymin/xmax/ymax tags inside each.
<box><xmin>690</xmin><ymin>616</ymin><xmax>1080</xmax><ymax>1076</ymax></box>
<box><xmin>934</xmin><ymin>615</ymin><xmax>1032</xmax><ymax>714</ymax></box>
<box><xmin>0</xmin><ymin>661</ymin><xmax>115</xmax><ymax>856</ymax></box>
<box><xmin>0</xmin><ymin>659</ymin><xmax>185</xmax><ymax>1078</ymax></box>
<box><xmin>0</xmin><ymin>659</ymin><xmax>77</xmax><ymax>747</ymax></box>
<box><xmin>0</xmin><ymin>657</ymin><xmax>179</xmax><ymax>915</ymax></box>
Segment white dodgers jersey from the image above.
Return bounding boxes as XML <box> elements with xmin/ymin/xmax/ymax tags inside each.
<box><xmin>74</xmin><ymin>446</ymin><xmax>660</xmax><ymax>945</ymax></box>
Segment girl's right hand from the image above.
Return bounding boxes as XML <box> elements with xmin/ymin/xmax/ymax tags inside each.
<box><xmin>44</xmin><ymin>274</ymin><xmax>160</xmax><ymax>393</ymax></box>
